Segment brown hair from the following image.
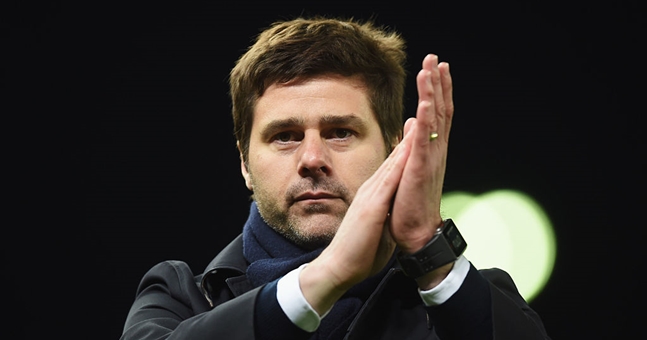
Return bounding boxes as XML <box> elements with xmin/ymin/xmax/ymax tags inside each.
<box><xmin>229</xmin><ymin>16</ymin><xmax>408</xmax><ymax>162</ymax></box>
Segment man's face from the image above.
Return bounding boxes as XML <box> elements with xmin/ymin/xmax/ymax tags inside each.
<box><xmin>240</xmin><ymin>75</ymin><xmax>390</xmax><ymax>249</ymax></box>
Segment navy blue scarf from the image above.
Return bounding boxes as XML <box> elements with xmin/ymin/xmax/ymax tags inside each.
<box><xmin>242</xmin><ymin>201</ymin><xmax>392</xmax><ymax>339</ymax></box>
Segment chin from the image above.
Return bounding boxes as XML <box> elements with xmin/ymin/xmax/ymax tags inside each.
<box><xmin>287</xmin><ymin>214</ymin><xmax>341</xmax><ymax>249</ymax></box>
<box><xmin>293</xmin><ymin>234</ymin><xmax>333</xmax><ymax>251</ymax></box>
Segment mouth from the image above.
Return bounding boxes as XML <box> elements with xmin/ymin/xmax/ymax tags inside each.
<box><xmin>293</xmin><ymin>192</ymin><xmax>339</xmax><ymax>203</ymax></box>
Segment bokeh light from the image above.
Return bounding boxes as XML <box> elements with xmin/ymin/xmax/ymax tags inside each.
<box><xmin>441</xmin><ymin>190</ymin><xmax>556</xmax><ymax>302</ymax></box>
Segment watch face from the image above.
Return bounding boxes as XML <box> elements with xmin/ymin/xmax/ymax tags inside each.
<box><xmin>443</xmin><ymin>220</ymin><xmax>467</xmax><ymax>255</ymax></box>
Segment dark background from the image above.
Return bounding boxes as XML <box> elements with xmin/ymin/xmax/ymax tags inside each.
<box><xmin>5</xmin><ymin>1</ymin><xmax>645</xmax><ymax>339</ymax></box>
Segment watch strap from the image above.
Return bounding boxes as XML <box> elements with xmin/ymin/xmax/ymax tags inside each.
<box><xmin>396</xmin><ymin>218</ymin><xmax>467</xmax><ymax>278</ymax></box>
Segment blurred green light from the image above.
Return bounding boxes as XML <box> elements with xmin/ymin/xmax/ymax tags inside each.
<box><xmin>441</xmin><ymin>190</ymin><xmax>556</xmax><ymax>302</ymax></box>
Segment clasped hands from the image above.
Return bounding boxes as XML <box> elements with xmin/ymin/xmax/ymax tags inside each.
<box><xmin>301</xmin><ymin>54</ymin><xmax>454</xmax><ymax>314</ymax></box>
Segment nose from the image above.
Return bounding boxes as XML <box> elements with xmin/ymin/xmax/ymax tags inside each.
<box><xmin>297</xmin><ymin>132</ymin><xmax>331</xmax><ymax>177</ymax></box>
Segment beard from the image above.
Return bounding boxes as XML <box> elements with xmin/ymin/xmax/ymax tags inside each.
<box><xmin>251</xmin><ymin>175</ymin><xmax>352</xmax><ymax>250</ymax></box>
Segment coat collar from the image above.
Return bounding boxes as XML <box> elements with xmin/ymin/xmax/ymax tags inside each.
<box><xmin>200</xmin><ymin>234</ymin><xmax>252</xmax><ymax>307</ymax></box>
<box><xmin>203</xmin><ymin>234</ymin><xmax>248</xmax><ymax>275</ymax></box>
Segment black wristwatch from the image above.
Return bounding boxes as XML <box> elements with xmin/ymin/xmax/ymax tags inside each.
<box><xmin>396</xmin><ymin>218</ymin><xmax>467</xmax><ymax>278</ymax></box>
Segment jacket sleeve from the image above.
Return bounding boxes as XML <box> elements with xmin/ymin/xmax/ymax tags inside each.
<box><xmin>120</xmin><ymin>260</ymin><xmax>259</xmax><ymax>340</ymax></box>
<box><xmin>427</xmin><ymin>263</ymin><xmax>551</xmax><ymax>340</ymax></box>
<box><xmin>484</xmin><ymin>267</ymin><xmax>551</xmax><ymax>339</ymax></box>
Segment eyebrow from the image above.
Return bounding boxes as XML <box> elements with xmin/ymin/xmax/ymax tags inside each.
<box><xmin>259</xmin><ymin>114</ymin><xmax>368</xmax><ymax>140</ymax></box>
<box><xmin>260</xmin><ymin>117</ymin><xmax>304</xmax><ymax>140</ymax></box>
<box><xmin>320</xmin><ymin>114</ymin><xmax>367</xmax><ymax>129</ymax></box>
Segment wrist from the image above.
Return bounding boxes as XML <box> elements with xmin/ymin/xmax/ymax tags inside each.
<box><xmin>396</xmin><ymin>219</ymin><xmax>467</xmax><ymax>279</ymax></box>
<box><xmin>399</xmin><ymin>222</ymin><xmax>444</xmax><ymax>254</ymax></box>
<box><xmin>415</xmin><ymin>262</ymin><xmax>454</xmax><ymax>290</ymax></box>
<box><xmin>299</xmin><ymin>261</ymin><xmax>347</xmax><ymax>316</ymax></box>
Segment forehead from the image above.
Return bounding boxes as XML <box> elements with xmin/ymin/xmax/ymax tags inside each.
<box><xmin>252</xmin><ymin>75</ymin><xmax>375</xmax><ymax>127</ymax></box>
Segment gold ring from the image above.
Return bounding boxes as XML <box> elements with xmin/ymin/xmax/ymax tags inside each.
<box><xmin>429</xmin><ymin>132</ymin><xmax>439</xmax><ymax>141</ymax></box>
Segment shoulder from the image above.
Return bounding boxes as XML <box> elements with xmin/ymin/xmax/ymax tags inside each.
<box><xmin>477</xmin><ymin>267</ymin><xmax>523</xmax><ymax>296</ymax></box>
<box><xmin>123</xmin><ymin>260</ymin><xmax>212</xmax><ymax>334</ymax></box>
<box><xmin>139</xmin><ymin>260</ymin><xmax>198</xmax><ymax>288</ymax></box>
<box><xmin>134</xmin><ymin>260</ymin><xmax>208</xmax><ymax>309</ymax></box>
<box><xmin>476</xmin><ymin>267</ymin><xmax>550</xmax><ymax>338</ymax></box>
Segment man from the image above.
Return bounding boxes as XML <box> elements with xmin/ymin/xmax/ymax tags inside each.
<box><xmin>121</xmin><ymin>16</ymin><xmax>550</xmax><ymax>339</ymax></box>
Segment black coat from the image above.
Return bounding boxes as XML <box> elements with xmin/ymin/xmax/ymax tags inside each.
<box><xmin>121</xmin><ymin>235</ymin><xmax>550</xmax><ymax>339</ymax></box>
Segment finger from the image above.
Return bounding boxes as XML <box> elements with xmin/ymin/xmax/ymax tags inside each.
<box><xmin>439</xmin><ymin>62</ymin><xmax>454</xmax><ymax>141</ymax></box>
<box><xmin>403</xmin><ymin>117</ymin><xmax>416</xmax><ymax>137</ymax></box>
<box><xmin>423</xmin><ymin>54</ymin><xmax>447</xmax><ymax>139</ymax></box>
<box><xmin>362</xmin><ymin>127</ymin><xmax>413</xmax><ymax>197</ymax></box>
<box><xmin>415</xmin><ymin>65</ymin><xmax>435</xmax><ymax>143</ymax></box>
<box><xmin>414</xmin><ymin>100</ymin><xmax>435</xmax><ymax>147</ymax></box>
<box><xmin>416</xmin><ymin>68</ymin><xmax>433</xmax><ymax>105</ymax></box>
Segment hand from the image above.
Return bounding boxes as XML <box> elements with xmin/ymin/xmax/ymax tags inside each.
<box><xmin>299</xmin><ymin>129</ymin><xmax>414</xmax><ymax>314</ymax></box>
<box><xmin>389</xmin><ymin>54</ymin><xmax>455</xmax><ymax>254</ymax></box>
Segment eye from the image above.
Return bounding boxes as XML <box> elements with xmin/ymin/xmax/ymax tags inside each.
<box><xmin>332</xmin><ymin>129</ymin><xmax>353</xmax><ymax>139</ymax></box>
<box><xmin>276</xmin><ymin>131</ymin><xmax>293</xmax><ymax>142</ymax></box>
<box><xmin>273</xmin><ymin>131</ymin><xmax>303</xmax><ymax>143</ymax></box>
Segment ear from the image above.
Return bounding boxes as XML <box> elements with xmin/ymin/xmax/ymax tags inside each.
<box><xmin>237</xmin><ymin>141</ymin><xmax>253</xmax><ymax>191</ymax></box>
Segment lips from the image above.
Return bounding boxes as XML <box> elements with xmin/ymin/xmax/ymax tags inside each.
<box><xmin>293</xmin><ymin>192</ymin><xmax>338</xmax><ymax>202</ymax></box>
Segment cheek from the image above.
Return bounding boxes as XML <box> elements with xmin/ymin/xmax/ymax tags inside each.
<box><xmin>249</xmin><ymin>155</ymin><xmax>293</xmax><ymax>189</ymax></box>
<box><xmin>343</xmin><ymin>151</ymin><xmax>385</xmax><ymax>190</ymax></box>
